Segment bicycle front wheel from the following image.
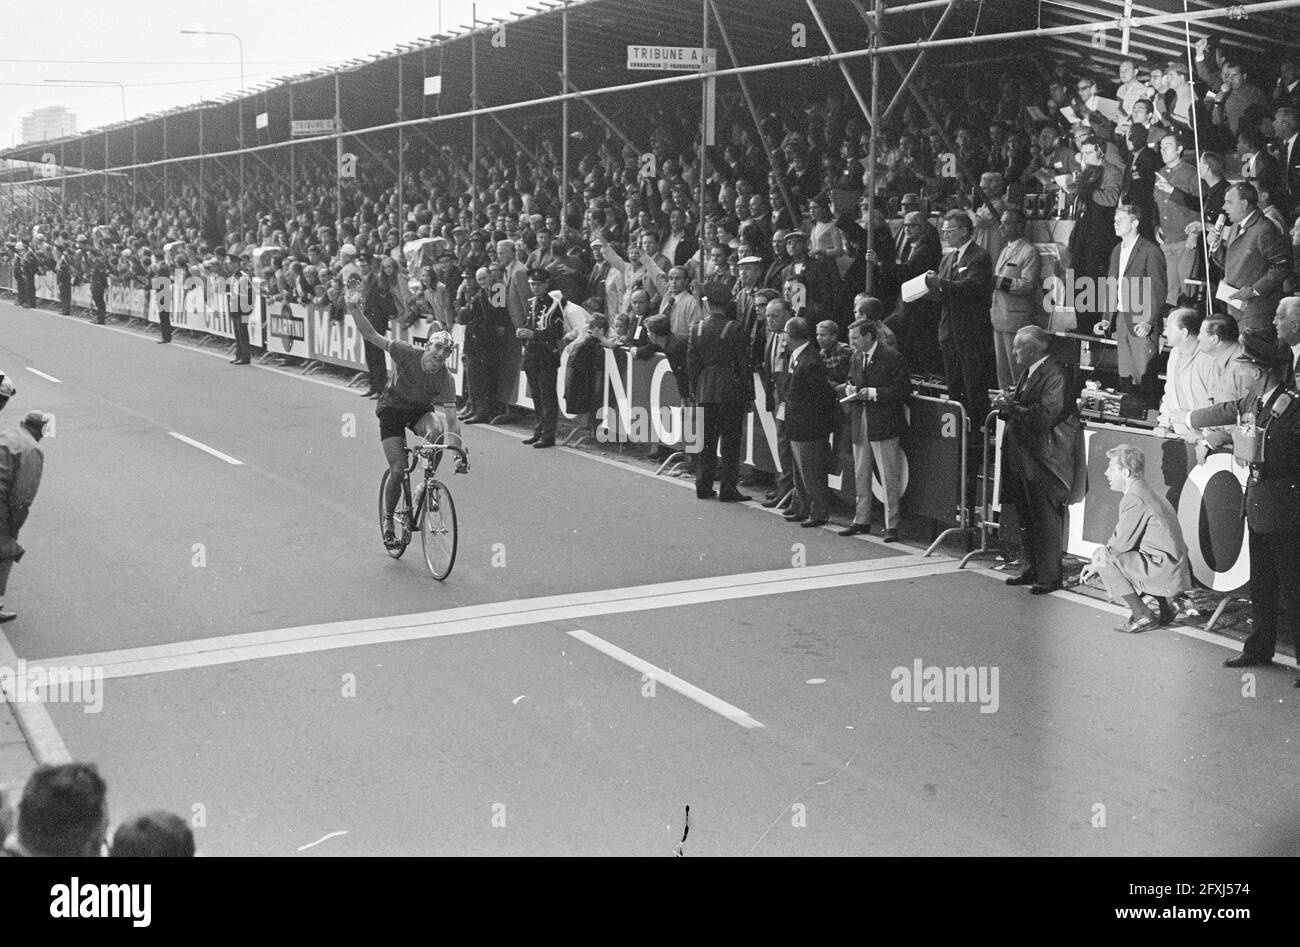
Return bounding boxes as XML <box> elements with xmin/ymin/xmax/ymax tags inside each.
<box><xmin>420</xmin><ymin>480</ymin><xmax>458</xmax><ymax>580</ymax></box>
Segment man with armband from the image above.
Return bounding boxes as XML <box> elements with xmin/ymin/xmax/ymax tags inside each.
<box><xmin>1181</xmin><ymin>328</ymin><xmax>1300</xmax><ymax>679</ymax></box>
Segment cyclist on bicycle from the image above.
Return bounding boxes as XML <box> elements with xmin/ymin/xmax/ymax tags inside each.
<box><xmin>351</xmin><ymin>314</ymin><xmax>467</xmax><ymax>548</ymax></box>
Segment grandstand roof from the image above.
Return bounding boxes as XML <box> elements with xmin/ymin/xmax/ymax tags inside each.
<box><xmin>3</xmin><ymin>0</ymin><xmax>1299</xmax><ymax>168</ymax></box>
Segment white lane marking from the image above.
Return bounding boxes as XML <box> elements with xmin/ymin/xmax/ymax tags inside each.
<box><xmin>44</xmin><ymin>557</ymin><xmax>957</xmax><ymax>681</ymax></box>
<box><xmin>24</xmin><ymin>367</ymin><xmax>61</xmax><ymax>384</ymax></box>
<box><xmin>965</xmin><ymin>565</ymin><xmax>1300</xmax><ymax>668</ymax></box>
<box><xmin>568</xmin><ymin>628</ymin><xmax>764</xmax><ymax>729</ymax></box>
<box><xmin>0</xmin><ymin>631</ymin><xmax>72</xmax><ymax>766</ymax></box>
<box><xmin>168</xmin><ymin>432</ymin><xmax>243</xmax><ymax>466</ymax></box>
<box><xmin>296</xmin><ymin>830</ymin><xmax>348</xmax><ymax>852</ymax></box>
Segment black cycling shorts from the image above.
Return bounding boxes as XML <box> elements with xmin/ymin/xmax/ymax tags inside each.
<box><xmin>377</xmin><ymin>403</ymin><xmax>434</xmax><ymax>441</ymax></box>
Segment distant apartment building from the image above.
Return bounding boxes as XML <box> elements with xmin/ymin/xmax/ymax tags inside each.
<box><xmin>21</xmin><ymin>106</ymin><xmax>77</xmax><ymax>143</ymax></box>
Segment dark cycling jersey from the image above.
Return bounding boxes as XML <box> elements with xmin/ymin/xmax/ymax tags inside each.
<box><xmin>377</xmin><ymin>340</ymin><xmax>456</xmax><ymax>411</ymax></box>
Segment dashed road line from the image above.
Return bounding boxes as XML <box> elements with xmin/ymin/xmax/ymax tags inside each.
<box><xmin>24</xmin><ymin>367</ymin><xmax>61</xmax><ymax>383</ymax></box>
<box><xmin>169</xmin><ymin>432</ymin><xmax>243</xmax><ymax>465</ymax></box>
<box><xmin>567</xmin><ymin>629</ymin><xmax>764</xmax><ymax>729</ymax></box>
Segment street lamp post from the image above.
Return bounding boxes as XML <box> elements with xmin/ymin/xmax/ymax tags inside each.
<box><xmin>43</xmin><ymin>78</ymin><xmax>126</xmax><ymax>121</ymax></box>
<box><xmin>181</xmin><ymin>30</ymin><xmax>245</xmax><ymax>235</ymax></box>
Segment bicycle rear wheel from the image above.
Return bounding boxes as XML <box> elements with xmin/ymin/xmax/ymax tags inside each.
<box><xmin>379</xmin><ymin>469</ymin><xmax>412</xmax><ymax>558</ymax></box>
<box><xmin>420</xmin><ymin>479</ymin><xmax>458</xmax><ymax>579</ymax></box>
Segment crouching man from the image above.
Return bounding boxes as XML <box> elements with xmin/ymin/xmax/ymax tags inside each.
<box><xmin>1080</xmin><ymin>443</ymin><xmax>1191</xmax><ymax>633</ymax></box>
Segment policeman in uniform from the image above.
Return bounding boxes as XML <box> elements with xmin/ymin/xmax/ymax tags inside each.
<box><xmin>519</xmin><ymin>267</ymin><xmax>565</xmax><ymax>448</ymax></box>
<box><xmin>55</xmin><ymin>242</ymin><xmax>73</xmax><ymax>316</ymax></box>
<box><xmin>89</xmin><ymin>250</ymin><xmax>110</xmax><ymax>324</ymax></box>
<box><xmin>686</xmin><ymin>281</ymin><xmax>752</xmax><ymax>502</ymax></box>
<box><xmin>227</xmin><ymin>255</ymin><xmax>253</xmax><ymax>365</ymax></box>
<box><xmin>13</xmin><ymin>242</ymin><xmax>31</xmax><ymax>308</ymax></box>
<box><xmin>1185</xmin><ymin>329</ymin><xmax>1300</xmax><ymax>681</ymax></box>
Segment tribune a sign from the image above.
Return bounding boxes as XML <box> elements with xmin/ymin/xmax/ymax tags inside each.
<box><xmin>291</xmin><ymin>119</ymin><xmax>339</xmax><ymax>138</ymax></box>
<box><xmin>626</xmin><ymin>45</ymin><xmax>717</xmax><ymax>71</ymax></box>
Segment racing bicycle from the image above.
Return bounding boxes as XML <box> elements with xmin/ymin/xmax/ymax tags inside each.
<box><xmin>379</xmin><ymin>434</ymin><xmax>467</xmax><ymax>579</ymax></box>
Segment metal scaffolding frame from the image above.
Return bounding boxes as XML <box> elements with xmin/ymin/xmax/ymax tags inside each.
<box><xmin>4</xmin><ymin>0</ymin><xmax>1300</xmax><ymax>275</ymax></box>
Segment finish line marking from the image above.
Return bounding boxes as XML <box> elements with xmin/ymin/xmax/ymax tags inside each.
<box><xmin>25</xmin><ymin>367</ymin><xmax>61</xmax><ymax>383</ymax></box>
<box><xmin>44</xmin><ymin>557</ymin><xmax>957</xmax><ymax>682</ymax></box>
<box><xmin>0</xmin><ymin>631</ymin><xmax>72</xmax><ymax>766</ymax></box>
<box><xmin>169</xmin><ymin>432</ymin><xmax>243</xmax><ymax>466</ymax></box>
<box><xmin>567</xmin><ymin>629</ymin><xmax>764</xmax><ymax>729</ymax></box>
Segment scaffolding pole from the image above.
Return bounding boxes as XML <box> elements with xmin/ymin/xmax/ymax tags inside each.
<box><xmin>697</xmin><ymin>0</ymin><xmax>709</xmax><ymax>288</ymax></box>
<box><xmin>11</xmin><ymin>0</ymin><xmax>1300</xmax><ymax>193</ymax></box>
<box><xmin>561</xmin><ymin>3</ymin><xmax>570</xmax><ymax>226</ymax></box>
<box><xmin>397</xmin><ymin>55</ymin><xmax>405</xmax><ymax>227</ymax></box>
<box><xmin>866</xmin><ymin>0</ymin><xmax>882</xmax><ymax>296</ymax></box>
<box><xmin>805</xmin><ymin>0</ymin><xmax>875</xmax><ymax>130</ymax></box>
<box><xmin>335</xmin><ymin>73</ymin><xmax>343</xmax><ymax>236</ymax></box>
<box><xmin>882</xmin><ymin>0</ymin><xmax>957</xmax><ymax>121</ymax></box>
<box><xmin>706</xmin><ymin>0</ymin><xmax>801</xmax><ymax>232</ymax></box>
<box><xmin>472</xmin><ymin>6</ymin><xmax>480</xmax><ymax>221</ymax></box>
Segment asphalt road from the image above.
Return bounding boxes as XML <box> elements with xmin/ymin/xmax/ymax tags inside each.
<box><xmin>3</xmin><ymin>299</ymin><xmax>1299</xmax><ymax>856</ymax></box>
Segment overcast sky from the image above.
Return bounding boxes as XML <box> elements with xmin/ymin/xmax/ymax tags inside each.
<box><xmin>2</xmin><ymin>0</ymin><xmax>525</xmax><ymax>147</ymax></box>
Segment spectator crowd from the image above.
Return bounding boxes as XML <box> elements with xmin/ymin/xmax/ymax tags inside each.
<box><xmin>5</xmin><ymin>27</ymin><xmax>1300</xmax><ymax>800</ymax></box>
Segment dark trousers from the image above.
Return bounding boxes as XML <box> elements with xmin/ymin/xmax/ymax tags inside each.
<box><xmin>465</xmin><ymin>352</ymin><xmax>500</xmax><ymax>417</ymax></box>
<box><xmin>159</xmin><ymin>306</ymin><xmax>173</xmax><ymax>341</ymax></box>
<box><xmin>233</xmin><ymin>316</ymin><xmax>252</xmax><ymax>362</ymax></box>
<box><xmin>525</xmin><ymin>363</ymin><xmax>559</xmax><ymax>438</ymax></box>
<box><xmin>15</xmin><ymin>273</ymin><xmax>30</xmax><ymax>307</ymax></box>
<box><xmin>941</xmin><ymin>335</ymin><xmax>995</xmax><ymax>432</ymax></box>
<box><xmin>497</xmin><ymin>336</ymin><xmax>522</xmax><ymax>410</ymax></box>
<box><xmin>774</xmin><ymin>417</ymin><xmax>796</xmax><ymax>494</ymax></box>
<box><xmin>363</xmin><ymin>339</ymin><xmax>386</xmax><ymax>391</ymax></box>
<box><xmin>91</xmin><ymin>287</ymin><xmax>106</xmax><ymax>323</ymax></box>
<box><xmin>59</xmin><ymin>279</ymin><xmax>72</xmax><ymax>315</ymax></box>
<box><xmin>1003</xmin><ymin>463</ymin><xmax>1067</xmax><ymax>584</ymax></box>
<box><xmin>1242</xmin><ymin>527</ymin><xmax>1300</xmax><ymax>660</ymax></box>
<box><xmin>790</xmin><ymin>436</ymin><xmax>831</xmax><ymax>520</ymax></box>
<box><xmin>698</xmin><ymin>402</ymin><xmax>745</xmax><ymax>496</ymax></box>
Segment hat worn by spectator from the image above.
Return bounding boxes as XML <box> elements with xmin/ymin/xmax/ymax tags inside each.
<box><xmin>1236</xmin><ymin>329</ymin><xmax>1288</xmax><ymax>370</ymax></box>
<box><xmin>340</xmin><ymin>244</ymin><xmax>358</xmax><ymax>258</ymax></box>
<box><xmin>784</xmin><ymin>231</ymin><xmax>808</xmax><ymax>243</ymax></box>
<box><xmin>526</xmin><ymin>267</ymin><xmax>551</xmax><ymax>282</ymax></box>
<box><xmin>737</xmin><ymin>255</ymin><xmax>763</xmax><ymax>267</ymax></box>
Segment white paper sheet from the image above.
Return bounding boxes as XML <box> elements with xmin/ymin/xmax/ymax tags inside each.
<box><xmin>1215</xmin><ymin>281</ymin><xmax>1244</xmax><ymax>311</ymax></box>
<box><xmin>902</xmin><ymin>273</ymin><xmax>931</xmax><ymax>303</ymax></box>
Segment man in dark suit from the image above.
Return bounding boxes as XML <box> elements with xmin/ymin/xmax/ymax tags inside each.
<box><xmin>756</xmin><ymin>297</ymin><xmax>796</xmax><ymax>508</ymax></box>
<box><xmin>686</xmin><ymin>282</ymin><xmax>751</xmax><ymax>502</ymax></box>
<box><xmin>876</xmin><ymin>212</ymin><xmax>944</xmax><ymax>376</ymax></box>
<box><xmin>780</xmin><ymin>317</ymin><xmax>839</xmax><ymax>528</ymax></box>
<box><xmin>1096</xmin><ymin>203</ymin><xmax>1167</xmax><ymax>390</ymax></box>
<box><xmin>733</xmin><ymin>258</ymin><xmax>770</xmax><ymax>374</ymax></box>
<box><xmin>1185</xmin><ymin>329</ymin><xmax>1300</xmax><ymax>681</ymax></box>
<box><xmin>925</xmin><ymin>210</ymin><xmax>996</xmax><ymax>430</ymax></box>
<box><xmin>1208</xmin><ymin>182</ymin><xmax>1291</xmax><ymax>332</ymax></box>
<box><xmin>835</xmin><ymin>318</ymin><xmax>910</xmax><ymax>541</ymax></box>
<box><xmin>998</xmin><ymin>326</ymin><xmax>1082</xmax><ymax>594</ymax></box>
<box><xmin>1271</xmin><ymin>107</ymin><xmax>1300</xmax><ymax>212</ymax></box>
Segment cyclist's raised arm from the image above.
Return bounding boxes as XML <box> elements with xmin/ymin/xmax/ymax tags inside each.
<box><xmin>352</xmin><ymin>309</ymin><xmax>391</xmax><ymax>351</ymax></box>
